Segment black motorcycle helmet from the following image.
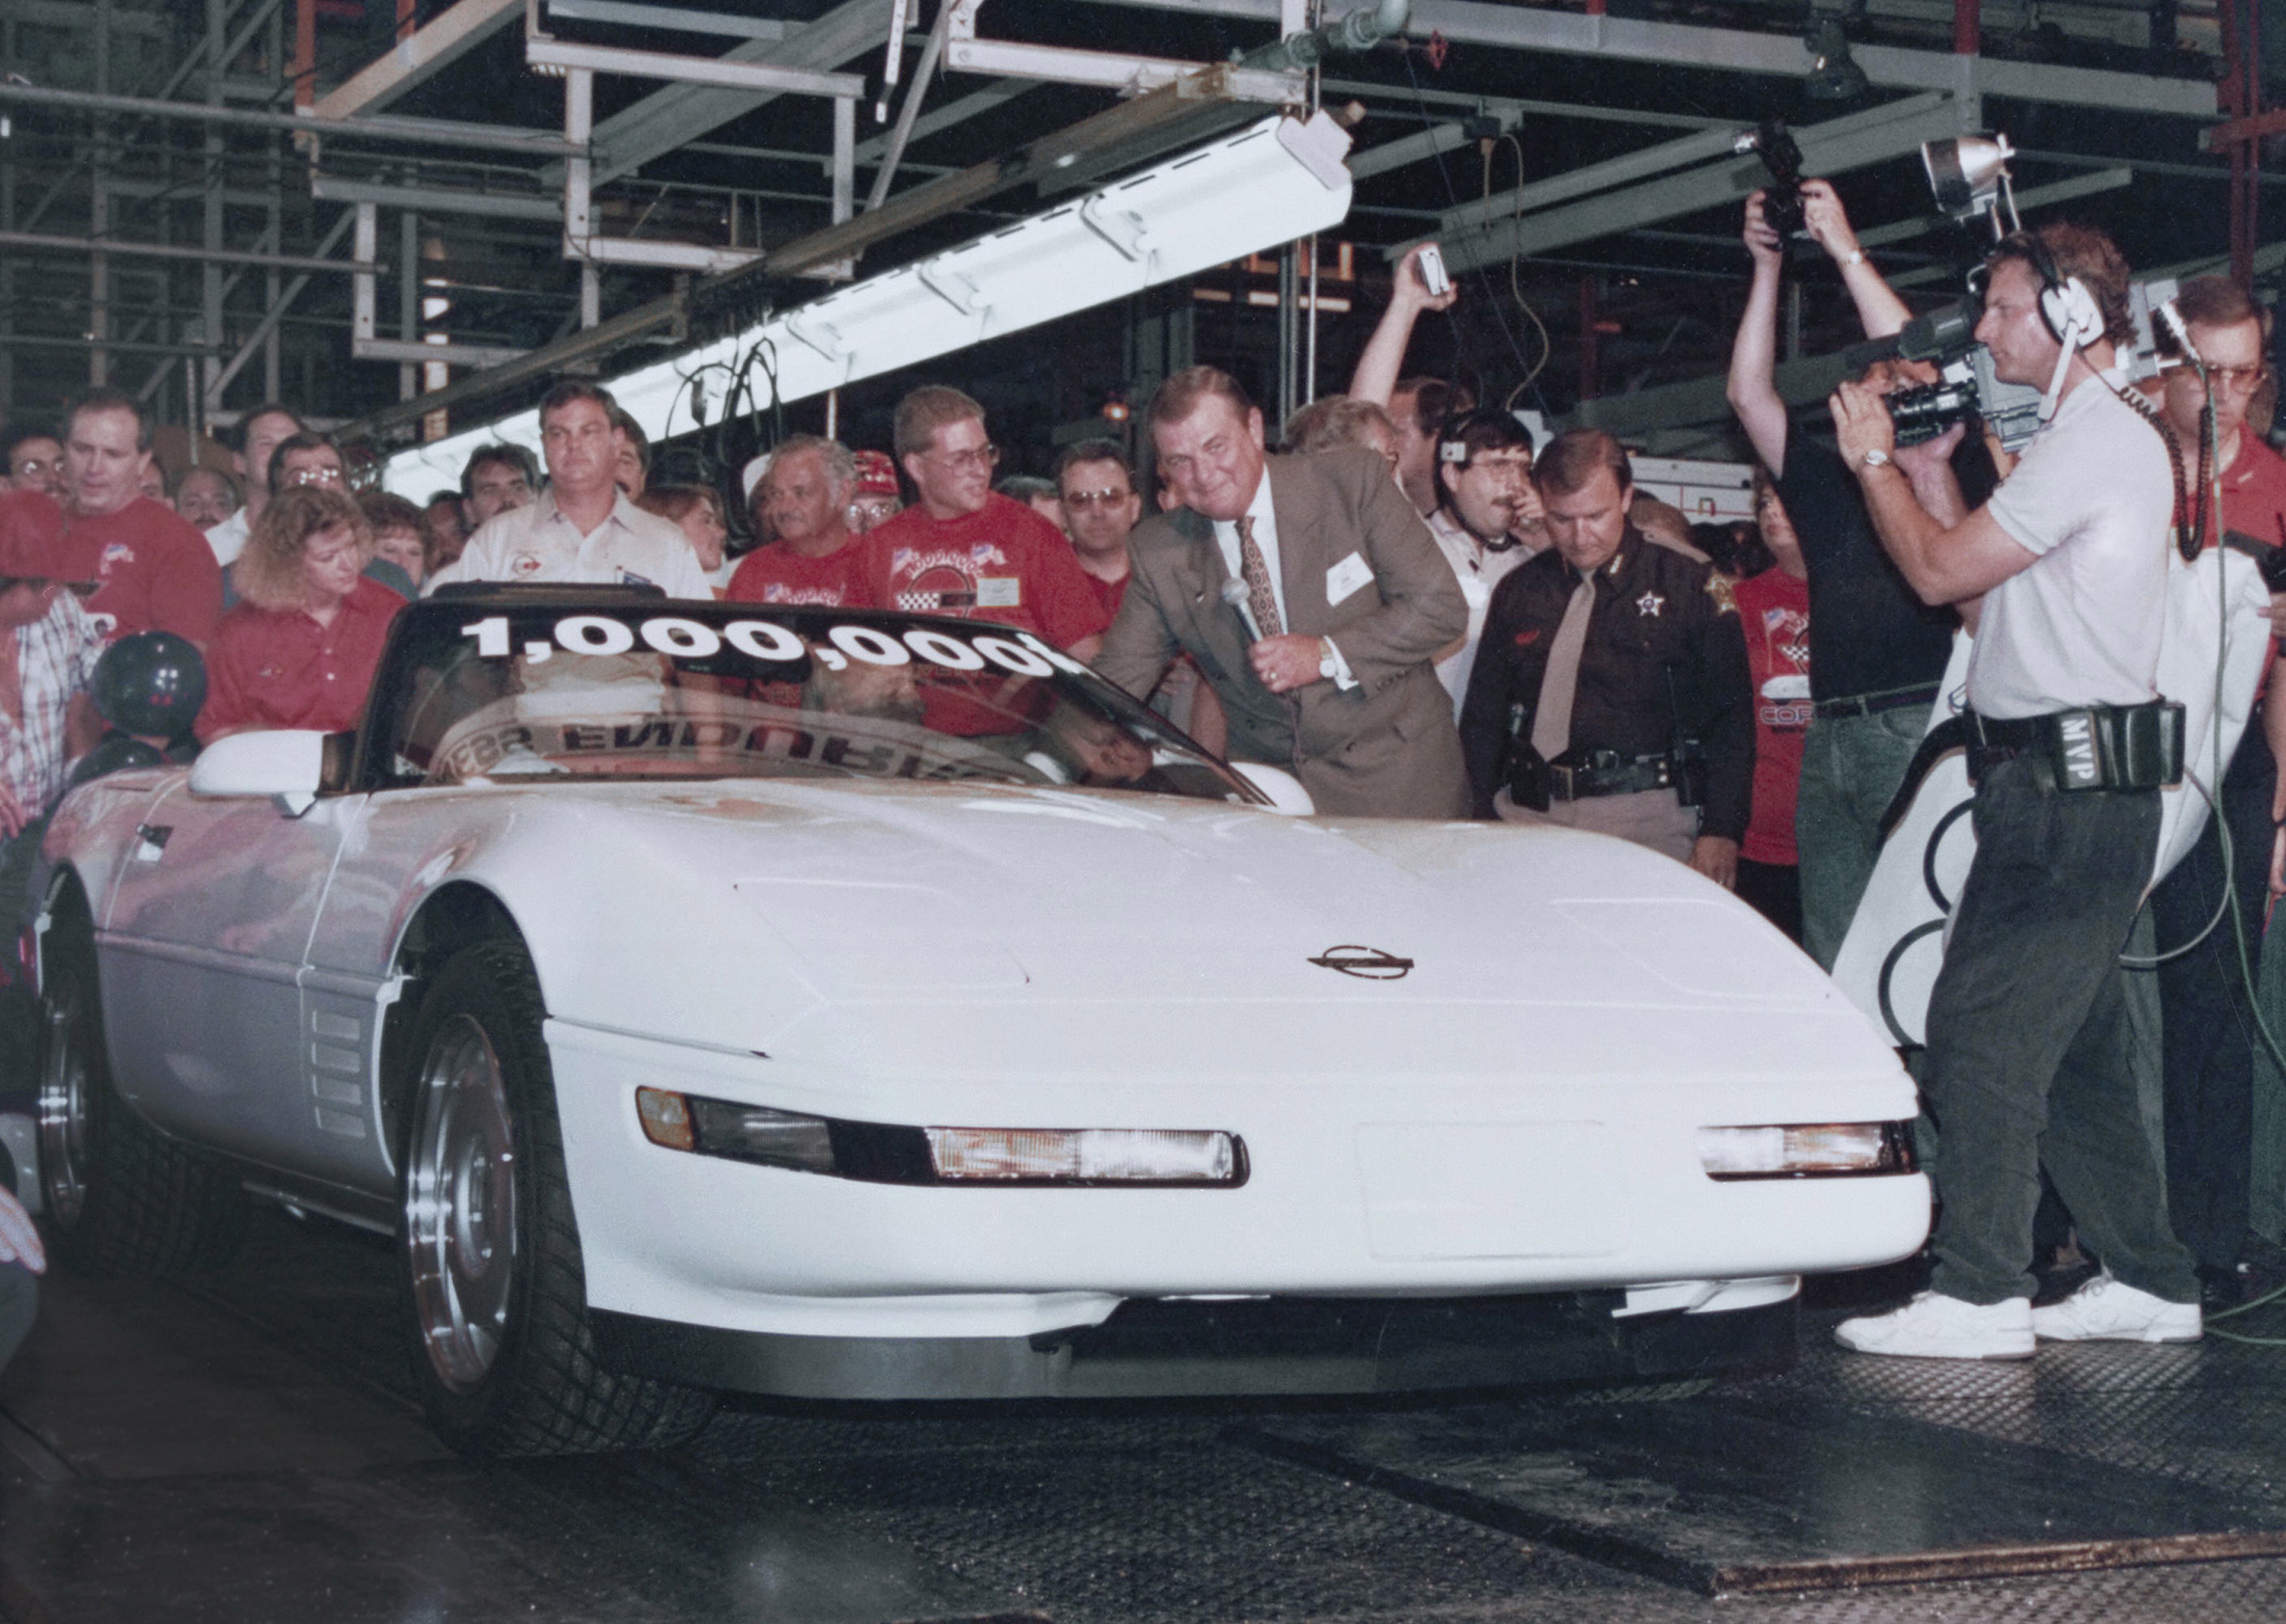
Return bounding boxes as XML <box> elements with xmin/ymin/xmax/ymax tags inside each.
<box><xmin>90</xmin><ymin>632</ymin><xmax>205</xmax><ymax>739</ymax></box>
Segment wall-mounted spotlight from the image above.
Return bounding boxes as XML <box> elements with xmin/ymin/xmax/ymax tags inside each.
<box><xmin>1804</xmin><ymin>15</ymin><xmax>1869</xmax><ymax>102</ymax></box>
<box><xmin>1921</xmin><ymin>132</ymin><xmax>2020</xmax><ymax>240</ymax></box>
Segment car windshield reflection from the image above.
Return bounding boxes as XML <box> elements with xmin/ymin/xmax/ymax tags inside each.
<box><xmin>363</xmin><ymin>596</ymin><xmax>1252</xmax><ymax>806</ymax></box>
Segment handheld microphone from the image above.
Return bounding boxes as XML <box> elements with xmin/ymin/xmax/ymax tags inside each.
<box><xmin>1221</xmin><ymin>577</ymin><xmax>1262</xmax><ymax>641</ymax></box>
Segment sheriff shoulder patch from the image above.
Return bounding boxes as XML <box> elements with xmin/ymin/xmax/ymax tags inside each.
<box><xmin>1704</xmin><ymin>573</ymin><xmax>1738</xmax><ymax>616</ymax></box>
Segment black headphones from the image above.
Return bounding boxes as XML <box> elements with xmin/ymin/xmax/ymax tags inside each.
<box><xmin>1973</xmin><ymin>231</ymin><xmax>2104</xmax><ymax>350</ymax></box>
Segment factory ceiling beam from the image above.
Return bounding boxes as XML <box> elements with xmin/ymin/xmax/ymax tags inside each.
<box><xmin>1434</xmin><ymin>93</ymin><xmax>1968</xmax><ymax>272</ymax></box>
<box><xmin>0</xmin><ymin>229</ymin><xmax>373</xmax><ymax>276</ymax></box>
<box><xmin>312</xmin><ymin>0</ymin><xmax>525</xmax><ymax>122</ymax></box>
<box><xmin>0</xmin><ymin>82</ymin><xmax>580</xmax><ymax>158</ymax></box>
<box><xmin>312</xmin><ymin>176</ymin><xmax>564</xmax><ymax>222</ymax></box>
<box><xmin>1077</xmin><ymin>0</ymin><xmax>2217</xmax><ymax>118</ymax></box>
<box><xmin>572</xmin><ymin>0</ymin><xmax>894</xmax><ymax>188</ymax></box>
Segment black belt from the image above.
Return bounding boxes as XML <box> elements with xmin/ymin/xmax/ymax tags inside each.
<box><xmin>1545</xmin><ymin>753</ymin><xmax>1675</xmax><ymax>801</ymax></box>
<box><xmin>1967</xmin><ymin>702</ymin><xmax>2183</xmax><ymax>791</ymax></box>
<box><xmin>1813</xmin><ymin>683</ymin><xmax>1940</xmax><ymax>721</ymax></box>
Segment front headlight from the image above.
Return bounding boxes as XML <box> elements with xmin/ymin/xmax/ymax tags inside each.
<box><xmin>1696</xmin><ymin>1121</ymin><xmax>1917</xmax><ymax>1181</ymax></box>
<box><xmin>636</xmin><ymin>1088</ymin><xmax>1247</xmax><ymax>1187</ymax></box>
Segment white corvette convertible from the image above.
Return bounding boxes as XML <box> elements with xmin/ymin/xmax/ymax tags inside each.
<box><xmin>33</xmin><ymin>586</ymin><xmax>1929</xmax><ymax>1458</ymax></box>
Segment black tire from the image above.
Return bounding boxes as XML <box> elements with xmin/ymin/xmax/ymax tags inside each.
<box><xmin>396</xmin><ymin>939</ymin><xmax>715</xmax><ymax>1459</ymax></box>
<box><xmin>36</xmin><ymin>908</ymin><xmax>247</xmax><ymax>1276</ymax></box>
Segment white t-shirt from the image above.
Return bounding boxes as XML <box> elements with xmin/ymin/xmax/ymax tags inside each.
<box><xmin>1425</xmin><ymin>507</ymin><xmax>1528</xmax><ymax>719</ymax></box>
<box><xmin>1969</xmin><ymin>378</ymin><xmax>2172</xmax><ymax>719</ymax></box>
<box><xmin>423</xmin><ymin>490</ymin><xmax>712</xmax><ymax>601</ymax></box>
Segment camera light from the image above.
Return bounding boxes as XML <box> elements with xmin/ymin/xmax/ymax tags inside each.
<box><xmin>926</xmin><ymin>1127</ymin><xmax>1243</xmax><ymax>1186</ymax></box>
<box><xmin>1697</xmin><ymin>1122</ymin><xmax>1916</xmax><ymax>1180</ymax></box>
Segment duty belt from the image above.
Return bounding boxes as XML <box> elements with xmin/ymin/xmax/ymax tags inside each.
<box><xmin>1545</xmin><ymin>751</ymin><xmax>1677</xmax><ymax>801</ymax></box>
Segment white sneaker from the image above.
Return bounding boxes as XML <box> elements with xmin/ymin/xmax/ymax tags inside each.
<box><xmin>2029</xmin><ymin>1272</ymin><xmax>2202</xmax><ymax>1344</ymax></box>
<box><xmin>1834</xmin><ymin>1291</ymin><xmax>2035</xmax><ymax>1360</ymax></box>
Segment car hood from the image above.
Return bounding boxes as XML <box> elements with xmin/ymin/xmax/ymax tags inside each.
<box><xmin>470</xmin><ymin>779</ymin><xmax>1897</xmax><ymax>1085</ymax></box>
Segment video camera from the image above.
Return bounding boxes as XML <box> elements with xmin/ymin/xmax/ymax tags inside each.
<box><xmin>1735</xmin><ymin>122</ymin><xmax>1807</xmax><ymax>239</ymax></box>
<box><xmin>1838</xmin><ymin>299</ymin><xmax>2050</xmax><ymax>454</ymax></box>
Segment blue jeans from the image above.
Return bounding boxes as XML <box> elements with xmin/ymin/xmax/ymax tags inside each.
<box><xmin>1924</xmin><ymin>756</ymin><xmax>2199</xmax><ymax>1306</ymax></box>
<box><xmin>1796</xmin><ymin>705</ymin><xmax>1932</xmax><ymax>972</ymax></box>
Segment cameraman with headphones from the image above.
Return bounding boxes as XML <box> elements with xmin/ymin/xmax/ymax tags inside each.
<box><xmin>1827</xmin><ymin>222</ymin><xmax>2204</xmax><ymax>1359</ymax></box>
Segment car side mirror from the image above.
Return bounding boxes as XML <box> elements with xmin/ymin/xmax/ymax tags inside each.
<box><xmin>1229</xmin><ymin>762</ymin><xmax>1316</xmax><ymax>816</ymax></box>
<box><xmin>188</xmin><ymin>730</ymin><xmax>329</xmax><ymax>817</ymax></box>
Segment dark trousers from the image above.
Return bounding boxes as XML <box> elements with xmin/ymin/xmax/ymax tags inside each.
<box><xmin>1736</xmin><ymin>858</ymin><xmax>1803</xmax><ymax>945</ymax></box>
<box><xmin>0</xmin><ymin>1261</ymin><xmax>34</xmax><ymax>1378</ymax></box>
<box><xmin>2152</xmin><ymin>719</ymin><xmax>2277</xmax><ymax>1273</ymax></box>
<box><xmin>1925</xmin><ymin>755</ymin><xmax>2200</xmax><ymax>1306</ymax></box>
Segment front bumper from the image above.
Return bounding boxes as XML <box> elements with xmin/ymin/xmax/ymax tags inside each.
<box><xmin>588</xmin><ymin>1278</ymin><xmax>1800</xmax><ymax>1401</ymax></box>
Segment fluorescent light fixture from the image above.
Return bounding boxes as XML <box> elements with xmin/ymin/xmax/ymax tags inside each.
<box><xmin>379</xmin><ymin>111</ymin><xmax>1355</xmax><ymax>499</ymax></box>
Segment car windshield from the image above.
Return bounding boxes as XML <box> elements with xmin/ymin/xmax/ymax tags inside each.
<box><xmin>361</xmin><ymin>593</ymin><xmax>1258</xmax><ymax>806</ymax></box>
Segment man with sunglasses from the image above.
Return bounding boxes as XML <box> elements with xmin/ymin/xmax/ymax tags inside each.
<box><xmin>1827</xmin><ymin>222</ymin><xmax>2202</xmax><ymax>1359</ymax></box>
<box><xmin>2146</xmin><ymin>274</ymin><xmax>2286</xmax><ymax>1308</ymax></box>
<box><xmin>854</xmin><ymin>386</ymin><xmax>1110</xmax><ymax>659</ymax></box>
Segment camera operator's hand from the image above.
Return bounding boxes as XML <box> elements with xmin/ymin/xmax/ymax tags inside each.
<box><xmin>1800</xmin><ymin>180</ymin><xmax>1865</xmax><ymax>266</ymax></box>
<box><xmin>1392</xmin><ymin>242</ymin><xmax>1459</xmax><ymax>315</ymax></box>
<box><xmin>1892</xmin><ymin>420</ymin><xmax>1967</xmax><ymax>478</ymax></box>
<box><xmin>1830</xmin><ymin>379</ymin><xmax>1899</xmax><ymax>472</ymax></box>
<box><xmin>1743</xmin><ymin>192</ymin><xmax>1784</xmax><ymax>271</ymax></box>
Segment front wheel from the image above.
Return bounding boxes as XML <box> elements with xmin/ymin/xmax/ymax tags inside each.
<box><xmin>396</xmin><ymin>939</ymin><xmax>714</xmax><ymax>1458</ymax></box>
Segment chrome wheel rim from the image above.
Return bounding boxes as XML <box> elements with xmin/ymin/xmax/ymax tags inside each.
<box><xmin>404</xmin><ymin>1013</ymin><xmax>517</xmax><ymax>1393</ymax></box>
<box><xmin>37</xmin><ymin>999</ymin><xmax>89</xmax><ymax>1227</ymax></box>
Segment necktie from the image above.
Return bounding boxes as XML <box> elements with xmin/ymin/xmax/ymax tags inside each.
<box><xmin>1236</xmin><ymin>515</ymin><xmax>1283</xmax><ymax>641</ymax></box>
<box><xmin>1529</xmin><ymin>571</ymin><xmax>1596</xmax><ymax>762</ymax></box>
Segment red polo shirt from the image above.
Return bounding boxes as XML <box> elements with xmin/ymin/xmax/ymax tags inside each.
<box><xmin>1081</xmin><ymin>567</ymin><xmax>1129</xmax><ymax>620</ymax></box>
<box><xmin>198</xmin><ymin>576</ymin><xmax>405</xmax><ymax>742</ymax></box>
<box><xmin>70</xmin><ymin>496</ymin><xmax>223</xmax><ymax>644</ymax></box>
<box><xmin>853</xmin><ymin>494</ymin><xmax>1110</xmax><ymax>650</ymax></box>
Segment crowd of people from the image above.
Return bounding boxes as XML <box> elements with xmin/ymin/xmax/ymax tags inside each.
<box><xmin>0</xmin><ymin>170</ymin><xmax>2282</xmax><ymax>1378</ymax></box>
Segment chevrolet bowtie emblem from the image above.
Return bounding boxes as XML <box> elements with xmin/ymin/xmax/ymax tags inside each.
<box><xmin>1308</xmin><ymin>944</ymin><xmax>1414</xmax><ymax>979</ymax></box>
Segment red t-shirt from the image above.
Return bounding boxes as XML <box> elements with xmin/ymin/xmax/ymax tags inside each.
<box><xmin>725</xmin><ymin>541</ymin><xmax>863</xmax><ymax>607</ymax></box>
<box><xmin>853</xmin><ymin>494</ymin><xmax>1111</xmax><ymax>650</ymax></box>
<box><xmin>71</xmin><ymin>496</ymin><xmax>224</xmax><ymax>645</ymax></box>
<box><xmin>1734</xmin><ymin>568</ymin><xmax>1812</xmax><ymax>866</ymax></box>
<box><xmin>198</xmin><ymin>576</ymin><xmax>405</xmax><ymax>742</ymax></box>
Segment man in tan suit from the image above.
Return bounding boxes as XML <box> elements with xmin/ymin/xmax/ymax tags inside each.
<box><xmin>1096</xmin><ymin>366</ymin><xmax>1470</xmax><ymax>818</ymax></box>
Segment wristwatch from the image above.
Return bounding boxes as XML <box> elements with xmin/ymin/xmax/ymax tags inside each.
<box><xmin>1861</xmin><ymin>447</ymin><xmax>1893</xmax><ymax>469</ymax></box>
<box><xmin>1317</xmin><ymin>637</ymin><xmax>1340</xmax><ymax>680</ymax></box>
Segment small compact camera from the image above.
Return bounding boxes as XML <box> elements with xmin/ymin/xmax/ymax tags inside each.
<box><xmin>1415</xmin><ymin>242</ymin><xmax>1450</xmax><ymax>298</ymax></box>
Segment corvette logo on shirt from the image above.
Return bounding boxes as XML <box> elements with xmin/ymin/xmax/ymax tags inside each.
<box><xmin>510</xmin><ymin>552</ymin><xmax>544</xmax><ymax>577</ymax></box>
<box><xmin>101</xmin><ymin>542</ymin><xmax>134</xmax><ymax>571</ymax></box>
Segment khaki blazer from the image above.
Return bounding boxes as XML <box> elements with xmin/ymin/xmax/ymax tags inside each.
<box><xmin>1096</xmin><ymin>448</ymin><xmax>1470</xmax><ymax>819</ymax></box>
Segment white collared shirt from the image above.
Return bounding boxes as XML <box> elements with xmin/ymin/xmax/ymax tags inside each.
<box><xmin>424</xmin><ymin>489</ymin><xmax>712</xmax><ymax>600</ymax></box>
<box><xmin>1209</xmin><ymin>469</ymin><xmax>1357</xmax><ymax>689</ymax></box>
<box><xmin>1425</xmin><ymin>507</ymin><xmax>1527</xmax><ymax>719</ymax></box>
<box><xmin>205</xmin><ymin>507</ymin><xmax>249</xmax><ymax>568</ymax></box>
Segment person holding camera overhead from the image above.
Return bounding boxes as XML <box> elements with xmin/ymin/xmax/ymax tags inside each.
<box><xmin>1826</xmin><ymin>222</ymin><xmax>2204</xmax><ymax>1360</ymax></box>
<box><xmin>1727</xmin><ymin>179</ymin><xmax>1992</xmax><ymax>971</ymax></box>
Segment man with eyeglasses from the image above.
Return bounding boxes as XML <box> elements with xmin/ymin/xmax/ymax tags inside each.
<box><xmin>2</xmin><ymin>426</ymin><xmax>63</xmax><ymax>501</ymax></box>
<box><xmin>854</xmin><ymin>386</ymin><xmax>1110</xmax><ymax>659</ymax></box>
<box><xmin>250</xmin><ymin>433</ymin><xmax>417</xmax><ymax>601</ymax></box>
<box><xmin>1054</xmin><ymin>440</ymin><xmax>1143</xmax><ymax>618</ymax></box>
<box><xmin>2146</xmin><ymin>274</ymin><xmax>2286</xmax><ymax>1309</ymax></box>
<box><xmin>62</xmin><ymin>390</ymin><xmax>223</xmax><ymax>646</ymax></box>
<box><xmin>1427</xmin><ymin>408</ymin><xmax>1538</xmax><ymax>719</ymax></box>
